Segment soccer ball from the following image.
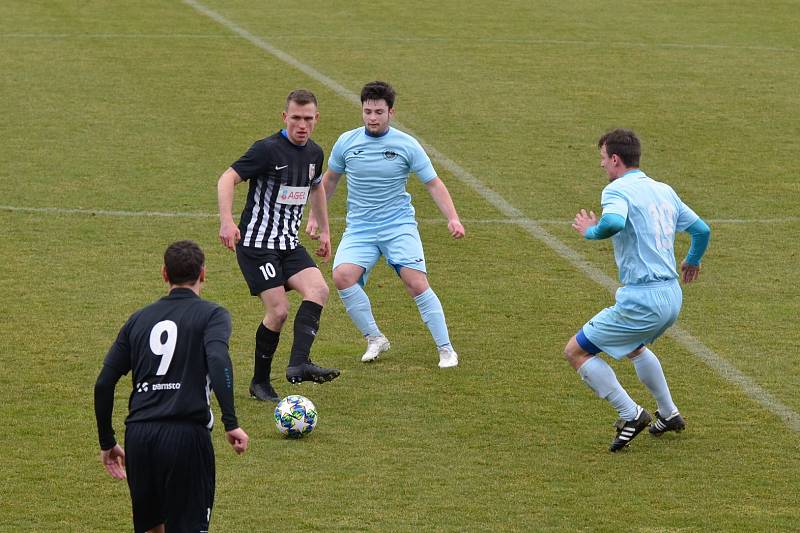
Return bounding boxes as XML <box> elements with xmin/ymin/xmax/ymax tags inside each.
<box><xmin>274</xmin><ymin>395</ymin><xmax>318</xmax><ymax>437</ymax></box>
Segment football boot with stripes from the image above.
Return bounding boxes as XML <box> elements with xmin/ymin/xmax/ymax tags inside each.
<box><xmin>286</xmin><ymin>360</ymin><xmax>341</xmax><ymax>384</ymax></box>
<box><xmin>649</xmin><ymin>410</ymin><xmax>686</xmax><ymax>436</ymax></box>
<box><xmin>609</xmin><ymin>406</ymin><xmax>652</xmax><ymax>452</ymax></box>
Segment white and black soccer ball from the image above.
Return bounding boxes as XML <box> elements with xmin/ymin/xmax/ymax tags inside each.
<box><xmin>274</xmin><ymin>395</ymin><xmax>318</xmax><ymax>437</ymax></box>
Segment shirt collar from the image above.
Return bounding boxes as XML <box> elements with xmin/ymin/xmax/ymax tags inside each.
<box><xmin>166</xmin><ymin>287</ymin><xmax>198</xmax><ymax>299</ymax></box>
<box><xmin>364</xmin><ymin>126</ymin><xmax>391</xmax><ymax>138</ymax></box>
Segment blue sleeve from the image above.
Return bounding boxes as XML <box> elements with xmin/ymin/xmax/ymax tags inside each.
<box><xmin>584</xmin><ymin>213</ymin><xmax>626</xmax><ymax>240</ymax></box>
<box><xmin>683</xmin><ymin>218</ymin><xmax>710</xmax><ymax>265</ymax></box>
<box><xmin>408</xmin><ymin>137</ymin><xmax>437</xmax><ymax>183</ymax></box>
<box><xmin>328</xmin><ymin>136</ymin><xmax>346</xmax><ymax>173</ymax></box>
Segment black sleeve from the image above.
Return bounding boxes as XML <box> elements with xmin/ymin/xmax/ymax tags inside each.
<box><xmin>231</xmin><ymin>140</ymin><xmax>271</xmax><ymax>181</ymax></box>
<box><xmin>310</xmin><ymin>148</ymin><xmax>324</xmax><ymax>187</ymax></box>
<box><xmin>103</xmin><ymin>317</ymin><xmax>134</xmax><ymax>375</ymax></box>
<box><xmin>204</xmin><ymin>307</ymin><xmax>239</xmax><ymax>431</ymax></box>
<box><xmin>94</xmin><ymin>364</ymin><xmax>124</xmax><ymax>450</ymax></box>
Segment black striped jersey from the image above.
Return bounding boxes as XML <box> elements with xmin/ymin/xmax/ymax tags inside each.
<box><xmin>231</xmin><ymin>131</ymin><xmax>324</xmax><ymax>250</ymax></box>
<box><xmin>101</xmin><ymin>289</ymin><xmax>237</xmax><ymax>431</ymax></box>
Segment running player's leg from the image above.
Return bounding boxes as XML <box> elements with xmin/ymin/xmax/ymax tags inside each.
<box><xmin>564</xmin><ymin>335</ymin><xmax>639</xmax><ymax>421</ymax></box>
<box><xmin>283</xmin><ymin>253</ymin><xmax>339</xmax><ymax>383</ymax></box>
<box><xmin>236</xmin><ymin>246</ymin><xmax>289</xmax><ymax>401</ymax></box>
<box><xmin>386</xmin><ymin>224</ymin><xmax>457</xmax><ymax>367</ymax></box>
<box><xmin>628</xmin><ymin>282</ymin><xmax>685</xmax><ymax>435</ymax></box>
<box><xmin>333</xmin><ymin>232</ymin><xmax>387</xmax><ymax>361</ymax></box>
<box><xmin>565</xmin><ymin>299</ymin><xmax>657</xmax><ymax>451</ymax></box>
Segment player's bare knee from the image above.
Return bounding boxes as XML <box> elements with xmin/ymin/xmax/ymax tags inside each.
<box><xmin>332</xmin><ymin>270</ymin><xmax>355</xmax><ymax>291</ymax></box>
<box><xmin>312</xmin><ymin>281</ymin><xmax>329</xmax><ymax>305</ymax></box>
<box><xmin>563</xmin><ymin>337</ymin><xmax>589</xmax><ymax>368</ymax></box>
<box><xmin>266</xmin><ymin>307</ymin><xmax>289</xmax><ymax>328</ymax></box>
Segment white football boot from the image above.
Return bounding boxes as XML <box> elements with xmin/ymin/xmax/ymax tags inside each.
<box><xmin>437</xmin><ymin>346</ymin><xmax>459</xmax><ymax>368</ymax></box>
<box><xmin>361</xmin><ymin>334</ymin><xmax>390</xmax><ymax>362</ymax></box>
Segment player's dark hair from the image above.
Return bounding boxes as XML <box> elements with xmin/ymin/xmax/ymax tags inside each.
<box><xmin>598</xmin><ymin>128</ymin><xmax>641</xmax><ymax>167</ymax></box>
<box><xmin>360</xmin><ymin>81</ymin><xmax>396</xmax><ymax>109</ymax></box>
<box><xmin>286</xmin><ymin>89</ymin><xmax>317</xmax><ymax>110</ymax></box>
<box><xmin>164</xmin><ymin>240</ymin><xmax>205</xmax><ymax>285</ymax></box>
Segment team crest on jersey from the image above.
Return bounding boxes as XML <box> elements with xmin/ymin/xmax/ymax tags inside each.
<box><xmin>383</xmin><ymin>150</ymin><xmax>398</xmax><ymax>160</ymax></box>
<box><xmin>308</xmin><ymin>163</ymin><xmax>316</xmax><ymax>177</ymax></box>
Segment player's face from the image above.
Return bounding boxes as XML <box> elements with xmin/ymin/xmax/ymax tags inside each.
<box><xmin>362</xmin><ymin>99</ymin><xmax>394</xmax><ymax>135</ymax></box>
<box><xmin>599</xmin><ymin>145</ymin><xmax>620</xmax><ymax>181</ymax></box>
<box><xmin>282</xmin><ymin>101</ymin><xmax>319</xmax><ymax>145</ymax></box>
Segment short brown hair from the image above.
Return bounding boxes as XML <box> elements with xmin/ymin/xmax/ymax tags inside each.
<box><xmin>360</xmin><ymin>81</ymin><xmax>396</xmax><ymax>109</ymax></box>
<box><xmin>286</xmin><ymin>89</ymin><xmax>317</xmax><ymax>110</ymax></box>
<box><xmin>598</xmin><ymin>128</ymin><xmax>641</xmax><ymax>167</ymax></box>
<box><xmin>163</xmin><ymin>240</ymin><xmax>205</xmax><ymax>285</ymax></box>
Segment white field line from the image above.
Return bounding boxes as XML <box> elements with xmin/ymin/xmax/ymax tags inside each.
<box><xmin>1</xmin><ymin>32</ymin><xmax>797</xmax><ymax>54</ymax></box>
<box><xmin>2</xmin><ymin>205</ymin><xmax>799</xmax><ymax>227</ymax></box>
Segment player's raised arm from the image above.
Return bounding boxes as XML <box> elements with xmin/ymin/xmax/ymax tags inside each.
<box><xmin>217</xmin><ymin>167</ymin><xmax>243</xmax><ymax>251</ymax></box>
<box><xmin>424</xmin><ymin>177</ymin><xmax>465</xmax><ymax>239</ymax></box>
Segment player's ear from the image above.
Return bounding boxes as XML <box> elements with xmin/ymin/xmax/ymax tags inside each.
<box><xmin>199</xmin><ymin>266</ymin><xmax>206</xmax><ymax>283</ymax></box>
<box><xmin>161</xmin><ymin>265</ymin><xmax>170</xmax><ymax>284</ymax></box>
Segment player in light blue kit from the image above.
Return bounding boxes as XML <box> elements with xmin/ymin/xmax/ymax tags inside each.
<box><xmin>567</xmin><ymin>129</ymin><xmax>710</xmax><ymax>452</ymax></box>
<box><xmin>306</xmin><ymin>81</ymin><xmax>465</xmax><ymax>368</ymax></box>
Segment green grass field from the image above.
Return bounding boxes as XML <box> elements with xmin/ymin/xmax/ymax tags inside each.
<box><xmin>1</xmin><ymin>1</ymin><xmax>799</xmax><ymax>530</ymax></box>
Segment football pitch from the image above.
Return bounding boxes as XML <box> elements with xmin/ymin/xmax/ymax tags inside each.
<box><xmin>1</xmin><ymin>1</ymin><xmax>799</xmax><ymax>530</ymax></box>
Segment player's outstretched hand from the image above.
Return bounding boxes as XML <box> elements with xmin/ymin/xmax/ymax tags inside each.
<box><xmin>100</xmin><ymin>444</ymin><xmax>127</xmax><ymax>480</ymax></box>
<box><xmin>572</xmin><ymin>209</ymin><xmax>597</xmax><ymax>237</ymax></box>
<box><xmin>226</xmin><ymin>427</ymin><xmax>249</xmax><ymax>455</ymax></box>
<box><xmin>448</xmin><ymin>219</ymin><xmax>465</xmax><ymax>239</ymax></box>
<box><xmin>680</xmin><ymin>261</ymin><xmax>701</xmax><ymax>284</ymax></box>
<box><xmin>219</xmin><ymin>220</ymin><xmax>241</xmax><ymax>251</ymax></box>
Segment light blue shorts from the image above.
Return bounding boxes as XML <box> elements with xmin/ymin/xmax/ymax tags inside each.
<box><xmin>333</xmin><ymin>222</ymin><xmax>426</xmax><ymax>286</ymax></box>
<box><xmin>578</xmin><ymin>279</ymin><xmax>682</xmax><ymax>359</ymax></box>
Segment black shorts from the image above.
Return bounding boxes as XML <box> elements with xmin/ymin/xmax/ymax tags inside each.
<box><xmin>125</xmin><ymin>422</ymin><xmax>215</xmax><ymax>533</ymax></box>
<box><xmin>236</xmin><ymin>244</ymin><xmax>318</xmax><ymax>296</ymax></box>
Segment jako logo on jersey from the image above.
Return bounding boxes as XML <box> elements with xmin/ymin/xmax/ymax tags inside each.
<box><xmin>383</xmin><ymin>150</ymin><xmax>398</xmax><ymax>160</ymax></box>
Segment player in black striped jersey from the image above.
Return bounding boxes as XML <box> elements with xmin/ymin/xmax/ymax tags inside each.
<box><xmin>217</xmin><ymin>89</ymin><xmax>340</xmax><ymax>401</ymax></box>
<box><xmin>94</xmin><ymin>240</ymin><xmax>249</xmax><ymax>532</ymax></box>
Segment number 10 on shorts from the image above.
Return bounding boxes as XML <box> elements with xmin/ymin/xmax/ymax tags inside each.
<box><xmin>259</xmin><ymin>263</ymin><xmax>276</xmax><ymax>280</ymax></box>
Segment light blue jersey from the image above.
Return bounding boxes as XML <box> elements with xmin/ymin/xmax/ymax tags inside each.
<box><xmin>601</xmin><ymin>170</ymin><xmax>699</xmax><ymax>286</ymax></box>
<box><xmin>329</xmin><ymin>126</ymin><xmax>437</xmax><ymax>230</ymax></box>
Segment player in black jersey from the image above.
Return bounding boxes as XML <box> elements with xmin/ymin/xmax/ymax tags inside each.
<box><xmin>94</xmin><ymin>240</ymin><xmax>249</xmax><ymax>533</ymax></box>
<box><xmin>218</xmin><ymin>89</ymin><xmax>340</xmax><ymax>402</ymax></box>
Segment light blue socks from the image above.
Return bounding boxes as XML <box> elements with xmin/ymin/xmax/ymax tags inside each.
<box><xmin>338</xmin><ymin>284</ymin><xmax>381</xmax><ymax>337</ymax></box>
<box><xmin>631</xmin><ymin>348</ymin><xmax>678</xmax><ymax>416</ymax></box>
<box><xmin>578</xmin><ymin>356</ymin><xmax>639</xmax><ymax>420</ymax></box>
<box><xmin>414</xmin><ymin>288</ymin><xmax>451</xmax><ymax>348</ymax></box>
